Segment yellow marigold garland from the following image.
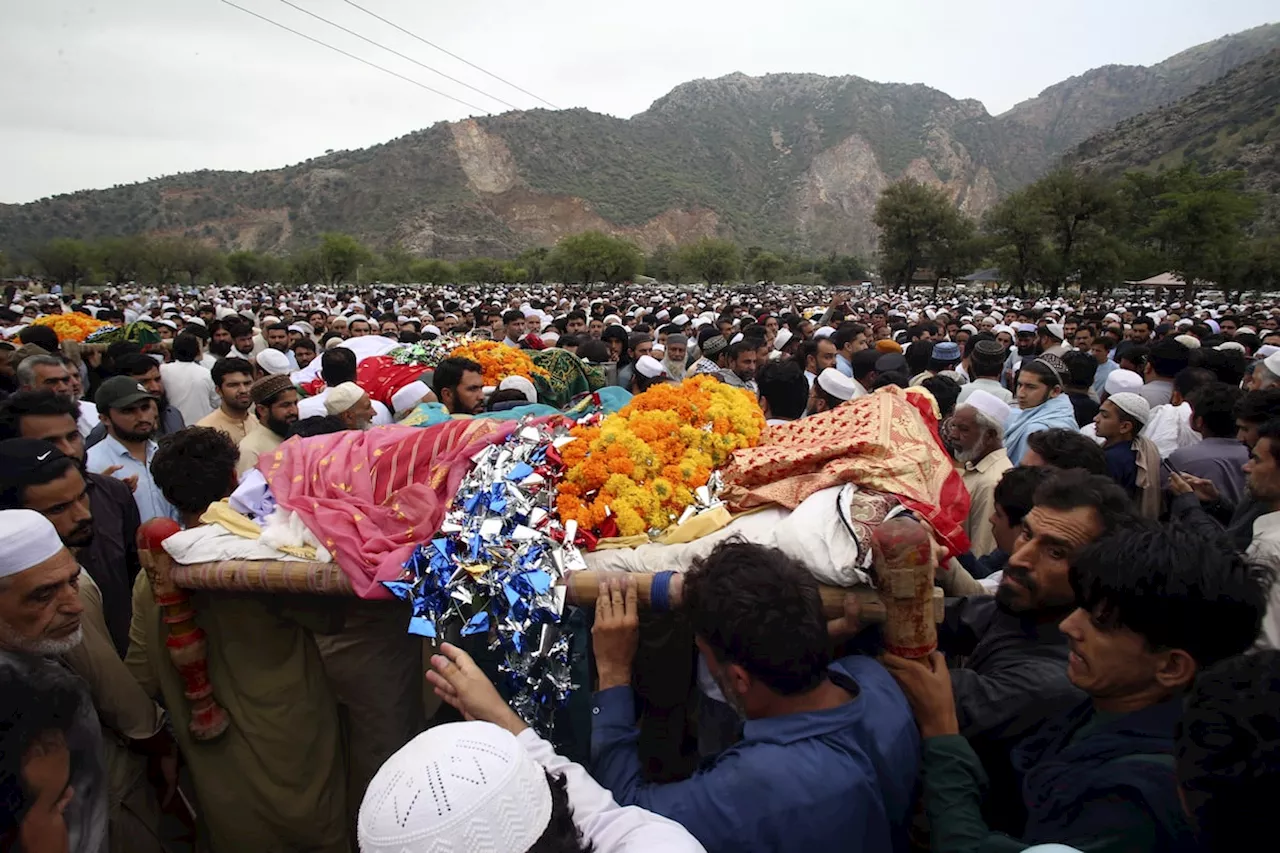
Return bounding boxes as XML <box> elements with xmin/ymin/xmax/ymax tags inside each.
<box><xmin>556</xmin><ymin>375</ymin><xmax>765</xmax><ymax>537</ymax></box>
<box><xmin>447</xmin><ymin>340</ymin><xmax>550</xmax><ymax>386</ymax></box>
<box><xmin>31</xmin><ymin>313</ymin><xmax>110</xmax><ymax>342</ymax></box>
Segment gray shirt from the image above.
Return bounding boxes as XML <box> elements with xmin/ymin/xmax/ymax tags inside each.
<box><xmin>1137</xmin><ymin>379</ymin><xmax>1174</xmax><ymax>408</ymax></box>
<box><xmin>1169</xmin><ymin>437</ymin><xmax>1250</xmax><ymax>508</ymax></box>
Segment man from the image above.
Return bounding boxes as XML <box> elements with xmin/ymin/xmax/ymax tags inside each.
<box><xmin>500</xmin><ymin>310</ymin><xmax>525</xmax><ymax>347</ymax></box>
<box><xmin>717</xmin><ymin>340</ymin><xmax>758</xmax><ymax>392</ymax></box>
<box><xmin>0</xmin><ymin>392</ymin><xmax>142</xmax><ymax>656</ymax></box>
<box><xmin>348</xmin><ymin>317</ymin><xmax>373</xmax><ymax>337</ymax></box>
<box><xmin>754</xmin><ymin>361</ymin><xmax>807</xmax><ymax>426</ymax></box>
<box><xmin>587</xmin><ymin>318</ymin><xmax>605</xmax><ymax>340</ymax></box>
<box><xmin>801</xmin><ymin>338</ymin><xmax>837</xmax><ymax>388</ymax></box>
<box><xmin>1073</xmin><ymin>324</ymin><xmax>1094</xmax><ymax>351</ymax></box>
<box><xmin>590</xmin><ymin>543</ymin><xmax>920</xmax><ymax>852</ymax></box>
<box><xmin>263</xmin><ymin>322</ymin><xmax>299</xmax><ymax>371</ymax></box>
<box><xmin>1138</xmin><ymin>338</ymin><xmax>1191</xmax><ymax>408</ymax></box>
<box><xmin>0</xmin><ymin>444</ymin><xmax>170</xmax><ymax>853</ymax></box>
<box><xmin>1094</xmin><ymin>392</ymin><xmax>1161</xmax><ymax>517</ymax></box>
<box><xmin>85</xmin><ymin>376</ymin><xmax>177</xmax><ymax>523</ymax></box>
<box><xmin>832</xmin><ymin>323</ymin><xmax>868</xmax><ymax>378</ymax></box>
<box><xmin>912</xmin><ymin>341</ymin><xmax>961</xmax><ymax>386</ymax></box>
<box><xmin>85</xmin><ymin>354</ymin><xmax>186</xmax><ymax>448</ymax></box>
<box><xmin>237</xmin><ymin>375</ymin><xmax>300</xmax><ymax>475</ymax></box>
<box><xmin>292</xmin><ymin>337</ymin><xmax>317</xmax><ymax>370</ymax></box>
<box><xmin>949</xmin><ymin>390</ymin><xmax>1013</xmax><ymax>558</ymax></box>
<box><xmin>432</xmin><ymin>357</ymin><xmax>486</xmax><ymax>416</ymax></box>
<box><xmin>1021</xmin><ymin>427</ymin><xmax>1109</xmax><ymax>475</ymax></box>
<box><xmin>229</xmin><ymin>322</ymin><xmax>257</xmax><ymax>359</ymax></box>
<box><xmin>1037</xmin><ymin>323</ymin><xmax>1070</xmax><ymax>358</ymax></box>
<box><xmin>15</xmin><ymin>353</ymin><xmax>100</xmax><ymax>438</ymax></box>
<box><xmin>1005</xmin><ymin>354</ymin><xmax>1079</xmax><ymax>465</ymax></box>
<box><xmin>956</xmin><ymin>340</ymin><xmax>1013</xmax><ymax>406</ymax></box>
<box><xmin>616</xmin><ymin>333</ymin><xmax>652</xmax><ymax>392</ymax></box>
<box><xmin>0</xmin><ymin>509</ymin><xmax>107</xmax><ymax>853</ymax></box>
<box><xmin>688</xmin><ymin>335</ymin><xmax>726</xmax><ymax>377</ymax></box>
<box><xmin>1061</xmin><ymin>350</ymin><xmax>1099</xmax><ymax>427</ymax></box>
<box><xmin>378</xmin><ymin>318</ymin><xmax>399</xmax><ymax>339</ymax></box>
<box><xmin>926</xmin><ymin>470</ymin><xmax>1141</xmax><ymax>834</ymax></box>
<box><xmin>1089</xmin><ymin>334</ymin><xmax>1119</xmax><ymax>397</ymax></box>
<box><xmin>887</xmin><ymin>522</ymin><xmax>1266</xmax><ymax>852</ymax></box>
<box><xmin>196</xmin><ymin>357</ymin><xmax>259</xmax><ymax>445</ymax></box>
<box><xmin>159</xmin><ymin>332</ymin><xmax>218</xmax><ymax>426</ymax></box>
<box><xmin>297</xmin><ymin>349</ymin><xmax>392</xmax><ymax>426</ymax></box>
<box><xmin>1002</xmin><ymin>324</ymin><xmax>1038</xmax><ymax>388</ymax></box>
<box><xmin>807</xmin><ymin>367</ymin><xmax>856</xmax><ymax>417</ymax></box>
<box><xmin>1141</xmin><ymin>366</ymin><xmax>1215</xmax><ymax>459</ymax></box>
<box><xmin>565</xmin><ymin>310</ymin><xmax>587</xmax><ymax>335</ymax></box>
<box><xmin>662</xmin><ymin>333</ymin><xmax>688</xmax><ymax>381</ymax></box>
<box><xmin>964</xmin><ymin>465</ymin><xmax>1051</xmax><ymax>585</ymax></box>
<box><xmin>324</xmin><ymin>382</ymin><xmax>376</xmax><ymax>431</ymax></box>
<box><xmin>848</xmin><ymin>349</ymin><xmax>878</xmax><ymax>397</ymax></box>
<box><xmin>128</xmin><ymin>427</ymin><xmax>348</xmax><ymax>851</ymax></box>
<box><xmin>1168</xmin><ymin>383</ymin><xmax>1247</xmax><ymax>506</ymax></box>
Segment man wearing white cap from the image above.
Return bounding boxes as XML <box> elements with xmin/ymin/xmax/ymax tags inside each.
<box><xmin>324</xmin><ymin>381</ymin><xmax>376</xmax><ymax>431</ymax></box>
<box><xmin>1094</xmin><ymin>392</ymin><xmax>1160</xmax><ymax>518</ymax></box>
<box><xmin>806</xmin><ymin>367</ymin><xmax>857</xmax><ymax>417</ymax></box>
<box><xmin>357</xmin><ymin>643</ymin><xmax>704</xmax><ymax>853</ymax></box>
<box><xmin>0</xmin><ymin>509</ymin><xmax>107</xmax><ymax>853</ymax></box>
<box><xmin>949</xmin><ymin>391</ymin><xmax>1013</xmax><ymax>557</ymax></box>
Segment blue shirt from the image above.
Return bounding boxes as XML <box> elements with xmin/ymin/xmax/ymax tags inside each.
<box><xmin>86</xmin><ymin>434</ymin><xmax>179</xmax><ymax>523</ymax></box>
<box><xmin>1092</xmin><ymin>359</ymin><xmax>1118</xmax><ymax>397</ymax></box>
<box><xmin>835</xmin><ymin>353</ymin><xmax>854</xmax><ymax>378</ymax></box>
<box><xmin>591</xmin><ymin>655</ymin><xmax>920</xmax><ymax>853</ymax></box>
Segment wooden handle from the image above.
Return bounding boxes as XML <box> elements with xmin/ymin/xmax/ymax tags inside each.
<box><xmin>138</xmin><ymin>519</ymin><xmax>230</xmax><ymax>741</ymax></box>
<box><xmin>871</xmin><ymin>517</ymin><xmax>938</xmax><ymax>658</ymax></box>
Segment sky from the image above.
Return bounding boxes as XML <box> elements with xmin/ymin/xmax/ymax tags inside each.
<box><xmin>1</xmin><ymin>0</ymin><xmax>1275</xmax><ymax>203</ymax></box>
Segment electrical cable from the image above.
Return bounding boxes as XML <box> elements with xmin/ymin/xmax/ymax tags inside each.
<box><xmin>338</xmin><ymin>0</ymin><xmax>560</xmax><ymax>109</ymax></box>
<box><xmin>216</xmin><ymin>0</ymin><xmax>489</xmax><ymax>113</ymax></box>
<box><xmin>273</xmin><ymin>0</ymin><xmax>520</xmax><ymax>110</ymax></box>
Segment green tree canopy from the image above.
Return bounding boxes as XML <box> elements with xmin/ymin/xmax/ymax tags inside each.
<box><xmin>318</xmin><ymin>232</ymin><xmax>375</xmax><ymax>287</ymax></box>
<box><xmin>675</xmin><ymin>238</ymin><xmax>741</xmax><ymax>285</ymax></box>
<box><xmin>30</xmin><ymin>238</ymin><xmax>90</xmax><ymax>290</ymax></box>
<box><xmin>874</xmin><ymin>180</ymin><xmax>970</xmax><ymax>290</ymax></box>
<box><xmin>546</xmin><ymin>231</ymin><xmax>643</xmax><ymax>284</ymax></box>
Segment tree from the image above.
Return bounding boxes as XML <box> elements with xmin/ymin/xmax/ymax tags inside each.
<box><xmin>1146</xmin><ymin>169</ymin><xmax>1256</xmax><ymax>299</ymax></box>
<box><xmin>747</xmin><ymin>251</ymin><xmax>786</xmax><ymax>284</ymax></box>
<box><xmin>457</xmin><ymin>258</ymin><xmax>505</xmax><ymax>284</ymax></box>
<box><xmin>546</xmin><ymin>231</ymin><xmax>643</xmax><ymax>284</ymax></box>
<box><xmin>377</xmin><ymin>245</ymin><xmax>416</xmax><ymax>284</ymax></box>
<box><xmin>226</xmin><ymin>250</ymin><xmax>283</xmax><ymax>287</ymax></box>
<box><xmin>645</xmin><ymin>243</ymin><xmax>677</xmax><ymax>282</ymax></box>
<box><xmin>675</xmin><ymin>238</ymin><xmax>741</xmax><ymax>285</ymax></box>
<box><xmin>142</xmin><ymin>237</ymin><xmax>185</xmax><ymax>284</ymax></box>
<box><xmin>874</xmin><ymin>180</ymin><xmax>968</xmax><ymax>291</ymax></box>
<box><xmin>1031</xmin><ymin>169</ymin><xmax>1118</xmax><ymax>297</ymax></box>
<box><xmin>409</xmin><ymin>259</ymin><xmax>458</xmax><ymax>284</ymax></box>
<box><xmin>317</xmin><ymin>232</ymin><xmax>374</xmax><ymax>287</ymax></box>
<box><xmin>173</xmin><ymin>239</ymin><xmax>220</xmax><ymax>286</ymax></box>
<box><xmin>820</xmin><ymin>253</ymin><xmax>867</xmax><ymax>286</ymax></box>
<box><xmin>516</xmin><ymin>247</ymin><xmax>550</xmax><ymax>283</ymax></box>
<box><xmin>93</xmin><ymin>236</ymin><xmax>147</xmax><ymax>284</ymax></box>
<box><xmin>30</xmin><ymin>239</ymin><xmax>90</xmax><ymax>291</ymax></box>
<box><xmin>983</xmin><ymin>189</ymin><xmax>1051</xmax><ymax>296</ymax></box>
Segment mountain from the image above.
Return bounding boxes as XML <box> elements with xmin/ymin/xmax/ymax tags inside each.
<box><xmin>1065</xmin><ymin>49</ymin><xmax>1280</xmax><ymax>230</ymax></box>
<box><xmin>1</xmin><ymin>23</ymin><xmax>1276</xmax><ymax>259</ymax></box>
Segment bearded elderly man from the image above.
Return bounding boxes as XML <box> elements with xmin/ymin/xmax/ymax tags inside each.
<box><xmin>0</xmin><ymin>509</ymin><xmax>108</xmax><ymax>853</ymax></box>
<box><xmin>948</xmin><ymin>390</ymin><xmax>1013</xmax><ymax>558</ymax></box>
<box><xmin>325</xmin><ymin>381</ymin><xmax>376</xmax><ymax>431</ymax></box>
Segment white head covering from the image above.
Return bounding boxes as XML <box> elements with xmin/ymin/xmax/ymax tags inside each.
<box><xmin>1174</xmin><ymin>334</ymin><xmax>1201</xmax><ymax>350</ymax></box>
<box><xmin>497</xmin><ymin>375</ymin><xmax>537</xmax><ymax>404</ymax></box>
<box><xmin>324</xmin><ymin>382</ymin><xmax>366</xmax><ymax>416</ymax></box>
<box><xmin>0</xmin><ymin>509</ymin><xmax>65</xmax><ymax>579</ymax></box>
<box><xmin>1104</xmin><ymin>368</ymin><xmax>1144</xmax><ymax>396</ymax></box>
<box><xmin>1265</xmin><ymin>350</ymin><xmax>1280</xmax><ymax>377</ymax></box>
<box><xmin>959</xmin><ymin>389</ymin><xmax>1011</xmax><ymax>425</ymax></box>
<box><xmin>816</xmin><ymin>368</ymin><xmax>856</xmax><ymax>401</ymax></box>
<box><xmin>813</xmin><ymin>326</ymin><xmax>836</xmax><ymax>339</ymax></box>
<box><xmin>391</xmin><ymin>381</ymin><xmax>430</xmax><ymax>415</ymax></box>
<box><xmin>635</xmin><ymin>355</ymin><xmax>669</xmax><ymax>379</ymax></box>
<box><xmin>357</xmin><ymin>721</ymin><xmax>551</xmax><ymax>853</ymax></box>
<box><xmin>255</xmin><ymin>349</ymin><xmax>292</xmax><ymax>376</ymax></box>
<box><xmin>773</xmin><ymin>327</ymin><xmax>794</xmax><ymax>351</ymax></box>
<box><xmin>1108</xmin><ymin>392</ymin><xmax>1151</xmax><ymax>425</ymax></box>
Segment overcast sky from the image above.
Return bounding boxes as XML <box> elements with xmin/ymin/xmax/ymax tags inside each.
<box><xmin>1</xmin><ymin>0</ymin><xmax>1274</xmax><ymax>203</ymax></box>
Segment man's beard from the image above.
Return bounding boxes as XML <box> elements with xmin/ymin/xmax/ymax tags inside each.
<box><xmin>115</xmin><ymin>423</ymin><xmax>156</xmax><ymax>443</ymax></box>
<box><xmin>267</xmin><ymin>416</ymin><xmax>296</xmax><ymax>438</ymax></box>
<box><xmin>954</xmin><ymin>443</ymin><xmax>982</xmax><ymax>464</ymax></box>
<box><xmin>210</xmin><ymin>341</ymin><xmax>232</xmax><ymax>357</ymax></box>
<box><xmin>1018</xmin><ymin>343</ymin><xmax>1036</xmax><ymax>355</ymax></box>
<box><xmin>709</xmin><ymin>665</ymin><xmax>747</xmax><ymax>721</ymax></box>
<box><xmin>64</xmin><ymin>520</ymin><xmax>94</xmax><ymax>549</ymax></box>
<box><xmin>0</xmin><ymin>619</ymin><xmax>83</xmax><ymax>656</ymax></box>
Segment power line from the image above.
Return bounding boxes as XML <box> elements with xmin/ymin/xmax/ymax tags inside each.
<box><xmin>338</xmin><ymin>0</ymin><xmax>560</xmax><ymax>109</ymax></box>
<box><xmin>272</xmin><ymin>0</ymin><xmax>521</xmax><ymax>111</ymax></box>
<box><xmin>217</xmin><ymin>0</ymin><xmax>488</xmax><ymax>113</ymax></box>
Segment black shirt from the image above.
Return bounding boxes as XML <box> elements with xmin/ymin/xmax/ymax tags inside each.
<box><xmin>82</xmin><ymin>472</ymin><xmax>143</xmax><ymax>656</ymax></box>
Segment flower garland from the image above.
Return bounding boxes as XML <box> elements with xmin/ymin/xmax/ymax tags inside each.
<box><xmin>31</xmin><ymin>313</ymin><xmax>110</xmax><ymax>342</ymax></box>
<box><xmin>391</xmin><ymin>334</ymin><xmax>475</xmax><ymax>369</ymax></box>
<box><xmin>448</xmin><ymin>339</ymin><xmax>549</xmax><ymax>386</ymax></box>
<box><xmin>556</xmin><ymin>375</ymin><xmax>765</xmax><ymax>537</ymax></box>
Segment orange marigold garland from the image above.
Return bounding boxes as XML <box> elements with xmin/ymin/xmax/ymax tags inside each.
<box><xmin>31</xmin><ymin>313</ymin><xmax>110</xmax><ymax>342</ymax></box>
<box><xmin>556</xmin><ymin>375</ymin><xmax>765</xmax><ymax>537</ymax></box>
<box><xmin>448</xmin><ymin>340</ymin><xmax>550</xmax><ymax>386</ymax></box>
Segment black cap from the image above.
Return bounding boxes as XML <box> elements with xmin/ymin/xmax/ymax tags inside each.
<box><xmin>95</xmin><ymin>375</ymin><xmax>158</xmax><ymax>412</ymax></box>
<box><xmin>875</xmin><ymin>353</ymin><xmax>908</xmax><ymax>373</ymax></box>
<box><xmin>0</xmin><ymin>439</ymin><xmax>69</xmax><ymax>496</ymax></box>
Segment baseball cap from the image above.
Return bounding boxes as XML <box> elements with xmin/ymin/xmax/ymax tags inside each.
<box><xmin>95</xmin><ymin>375</ymin><xmax>158</xmax><ymax>412</ymax></box>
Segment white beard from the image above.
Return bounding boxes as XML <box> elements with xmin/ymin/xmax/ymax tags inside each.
<box><xmin>0</xmin><ymin>620</ymin><xmax>83</xmax><ymax>656</ymax></box>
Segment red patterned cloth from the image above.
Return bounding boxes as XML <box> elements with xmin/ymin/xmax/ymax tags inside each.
<box><xmin>720</xmin><ymin>385</ymin><xmax>971</xmax><ymax>556</ymax></box>
<box><xmin>296</xmin><ymin>356</ymin><xmax>428</xmax><ymax>406</ymax></box>
<box><xmin>259</xmin><ymin>419</ymin><xmax>511</xmax><ymax>598</ymax></box>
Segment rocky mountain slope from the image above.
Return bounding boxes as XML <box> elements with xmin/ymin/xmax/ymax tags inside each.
<box><xmin>1065</xmin><ymin>49</ymin><xmax>1280</xmax><ymax>230</ymax></box>
<box><xmin>1</xmin><ymin>23</ymin><xmax>1276</xmax><ymax>258</ymax></box>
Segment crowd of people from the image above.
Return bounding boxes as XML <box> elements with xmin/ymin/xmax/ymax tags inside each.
<box><xmin>2</xmin><ymin>279</ymin><xmax>1280</xmax><ymax>853</ymax></box>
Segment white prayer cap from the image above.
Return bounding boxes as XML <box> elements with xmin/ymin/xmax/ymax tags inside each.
<box><xmin>1257</xmin><ymin>345</ymin><xmax>1280</xmax><ymax>359</ymax></box>
<box><xmin>730</xmin><ymin>333</ymin><xmax>745</xmax><ymax>344</ymax></box>
<box><xmin>255</xmin><ymin>349</ymin><xmax>292</xmax><ymax>376</ymax></box>
<box><xmin>324</xmin><ymin>382</ymin><xmax>366</xmax><ymax>416</ymax></box>
<box><xmin>497</xmin><ymin>375</ymin><xmax>537</xmax><ymax>404</ymax></box>
<box><xmin>0</xmin><ymin>509</ymin><xmax>65</xmax><ymax>580</ymax></box>
<box><xmin>604</xmin><ymin>314</ymin><xmax>623</xmax><ymax>326</ymax></box>
<box><xmin>1215</xmin><ymin>341</ymin><xmax>1245</xmax><ymax>354</ymax></box>
<box><xmin>774</xmin><ymin>327</ymin><xmax>794</xmax><ymax>351</ymax></box>
<box><xmin>959</xmin><ymin>389</ymin><xmax>1012</xmax><ymax>425</ymax></box>
<box><xmin>635</xmin><ymin>355</ymin><xmax>669</xmax><ymax>380</ymax></box>
<box><xmin>1107</xmin><ymin>392</ymin><xmax>1151</xmax><ymax>425</ymax></box>
<box><xmin>672</xmin><ymin>314</ymin><xmax>690</xmax><ymax>327</ymax></box>
<box><xmin>391</xmin><ymin>381</ymin><xmax>430</xmax><ymax>415</ymax></box>
<box><xmin>357</xmin><ymin>721</ymin><xmax>551</xmax><ymax>853</ymax></box>
<box><xmin>1266</xmin><ymin>351</ymin><xmax>1280</xmax><ymax>377</ymax></box>
<box><xmin>1104</xmin><ymin>369</ymin><xmax>1144</xmax><ymax>396</ymax></box>
<box><xmin>650</xmin><ymin>344</ymin><xmax>665</xmax><ymax>358</ymax></box>
<box><xmin>288</xmin><ymin>323</ymin><xmax>307</xmax><ymax>335</ymax></box>
<box><xmin>816</xmin><ymin>368</ymin><xmax>857</xmax><ymax>401</ymax></box>
<box><xmin>541</xmin><ymin>331</ymin><xmax>559</xmax><ymax>345</ymax></box>
<box><xmin>813</xmin><ymin>326</ymin><xmax>835</xmax><ymax>339</ymax></box>
<box><xmin>1043</xmin><ymin>323</ymin><xmax>1065</xmax><ymax>341</ymax></box>
<box><xmin>1174</xmin><ymin>334</ymin><xmax>1201</xmax><ymax>350</ymax></box>
<box><xmin>423</xmin><ymin>324</ymin><xmax>441</xmax><ymax>336</ymax></box>
<box><xmin>656</xmin><ymin>309</ymin><xmax>670</xmax><ymax>321</ymax></box>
